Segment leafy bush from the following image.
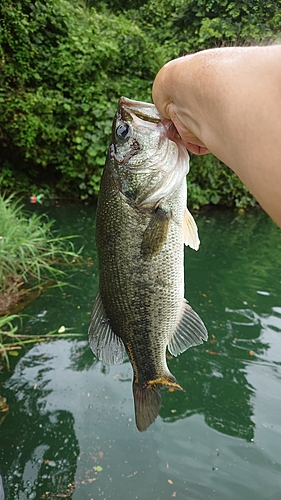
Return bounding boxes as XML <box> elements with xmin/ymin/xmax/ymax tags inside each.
<box><xmin>188</xmin><ymin>154</ymin><xmax>256</xmax><ymax>209</ymax></box>
<box><xmin>129</xmin><ymin>0</ymin><xmax>281</xmax><ymax>51</ymax></box>
<box><xmin>172</xmin><ymin>0</ymin><xmax>281</xmax><ymax>50</ymax></box>
<box><xmin>0</xmin><ymin>0</ymin><xmax>163</xmax><ymax>198</ymax></box>
<box><xmin>0</xmin><ymin>0</ymin><xmax>280</xmax><ymax>207</ymax></box>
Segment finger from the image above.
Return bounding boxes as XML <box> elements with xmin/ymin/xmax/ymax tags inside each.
<box><xmin>163</xmin><ymin>120</ymin><xmax>210</xmax><ymax>155</ymax></box>
<box><xmin>184</xmin><ymin>142</ymin><xmax>210</xmax><ymax>155</ymax></box>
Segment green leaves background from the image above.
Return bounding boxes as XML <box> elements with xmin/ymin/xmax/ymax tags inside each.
<box><xmin>0</xmin><ymin>0</ymin><xmax>280</xmax><ymax>206</ymax></box>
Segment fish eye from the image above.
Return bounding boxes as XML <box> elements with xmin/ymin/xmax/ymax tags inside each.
<box><xmin>116</xmin><ymin>123</ymin><xmax>130</xmax><ymax>141</ymax></box>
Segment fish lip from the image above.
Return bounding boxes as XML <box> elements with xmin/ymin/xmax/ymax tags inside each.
<box><xmin>118</xmin><ymin>96</ymin><xmax>161</xmax><ymax>124</ymax></box>
<box><xmin>118</xmin><ymin>97</ymin><xmax>177</xmax><ymax>143</ymax></box>
<box><xmin>164</xmin><ymin>120</ymin><xmax>183</xmax><ymax>145</ymax></box>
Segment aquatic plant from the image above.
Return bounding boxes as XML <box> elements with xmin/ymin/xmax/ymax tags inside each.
<box><xmin>0</xmin><ymin>193</ymin><xmax>83</xmax><ymax>367</ymax></box>
<box><xmin>0</xmin><ymin>194</ymin><xmax>81</xmax><ymax>298</ymax></box>
<box><xmin>0</xmin><ymin>314</ymin><xmax>83</xmax><ymax>368</ymax></box>
<box><xmin>0</xmin><ymin>314</ymin><xmax>20</xmax><ymax>367</ymax></box>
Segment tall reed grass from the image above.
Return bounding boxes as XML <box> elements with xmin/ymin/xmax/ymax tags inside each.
<box><xmin>0</xmin><ymin>194</ymin><xmax>80</xmax><ymax>293</ymax></box>
<box><xmin>0</xmin><ymin>194</ymin><xmax>83</xmax><ymax>367</ymax></box>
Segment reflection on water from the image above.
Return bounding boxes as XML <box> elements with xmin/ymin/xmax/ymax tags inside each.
<box><xmin>2</xmin><ymin>347</ymin><xmax>79</xmax><ymax>499</ymax></box>
<box><xmin>0</xmin><ymin>204</ymin><xmax>281</xmax><ymax>499</ymax></box>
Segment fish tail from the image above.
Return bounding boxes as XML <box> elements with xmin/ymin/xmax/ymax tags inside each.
<box><xmin>133</xmin><ymin>374</ymin><xmax>184</xmax><ymax>432</ymax></box>
<box><xmin>133</xmin><ymin>384</ymin><xmax>162</xmax><ymax>432</ymax></box>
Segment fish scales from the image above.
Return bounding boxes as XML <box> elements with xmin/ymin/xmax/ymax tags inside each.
<box><xmin>89</xmin><ymin>97</ymin><xmax>208</xmax><ymax>431</ymax></box>
<box><xmin>97</xmin><ymin>168</ymin><xmax>185</xmax><ymax>380</ymax></box>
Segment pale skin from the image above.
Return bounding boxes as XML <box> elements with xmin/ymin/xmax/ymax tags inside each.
<box><xmin>152</xmin><ymin>45</ymin><xmax>281</xmax><ymax>228</ymax></box>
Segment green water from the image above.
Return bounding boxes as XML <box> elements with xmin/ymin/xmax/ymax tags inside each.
<box><xmin>1</xmin><ymin>203</ymin><xmax>281</xmax><ymax>500</ymax></box>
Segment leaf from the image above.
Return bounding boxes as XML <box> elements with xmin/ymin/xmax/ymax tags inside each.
<box><xmin>87</xmin><ymin>147</ymin><xmax>97</xmax><ymax>157</ymax></box>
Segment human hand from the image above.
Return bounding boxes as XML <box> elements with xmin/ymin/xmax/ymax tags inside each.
<box><xmin>163</xmin><ymin>116</ymin><xmax>209</xmax><ymax>156</ymax></box>
<box><xmin>153</xmin><ymin>46</ymin><xmax>281</xmax><ymax>228</ymax></box>
<box><xmin>152</xmin><ymin>57</ymin><xmax>210</xmax><ymax>155</ymax></box>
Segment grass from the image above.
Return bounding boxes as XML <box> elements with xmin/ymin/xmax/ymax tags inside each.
<box><xmin>0</xmin><ymin>314</ymin><xmax>20</xmax><ymax>367</ymax></box>
<box><xmin>0</xmin><ymin>193</ymin><xmax>84</xmax><ymax>368</ymax></box>
<box><xmin>0</xmin><ymin>314</ymin><xmax>84</xmax><ymax>369</ymax></box>
<box><xmin>0</xmin><ymin>193</ymin><xmax>81</xmax><ymax>294</ymax></box>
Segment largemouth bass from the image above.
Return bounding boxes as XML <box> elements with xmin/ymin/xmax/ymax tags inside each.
<box><xmin>88</xmin><ymin>97</ymin><xmax>208</xmax><ymax>431</ymax></box>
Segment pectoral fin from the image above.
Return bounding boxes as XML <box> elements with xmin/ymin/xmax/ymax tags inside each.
<box><xmin>183</xmin><ymin>208</ymin><xmax>200</xmax><ymax>250</ymax></box>
<box><xmin>168</xmin><ymin>299</ymin><xmax>208</xmax><ymax>356</ymax></box>
<box><xmin>88</xmin><ymin>292</ymin><xmax>125</xmax><ymax>365</ymax></box>
<box><xmin>141</xmin><ymin>206</ymin><xmax>172</xmax><ymax>260</ymax></box>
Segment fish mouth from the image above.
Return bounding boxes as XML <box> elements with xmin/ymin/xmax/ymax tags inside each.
<box><xmin>118</xmin><ymin>97</ymin><xmax>180</xmax><ymax>144</ymax></box>
<box><xmin>118</xmin><ymin>96</ymin><xmax>162</xmax><ymax>124</ymax></box>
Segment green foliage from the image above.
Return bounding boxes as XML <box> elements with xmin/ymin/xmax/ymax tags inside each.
<box><xmin>187</xmin><ymin>154</ymin><xmax>256</xmax><ymax>209</ymax></box>
<box><xmin>0</xmin><ymin>0</ymin><xmax>163</xmax><ymax>198</ymax></box>
<box><xmin>0</xmin><ymin>193</ymin><xmax>81</xmax><ymax>292</ymax></box>
<box><xmin>171</xmin><ymin>0</ymin><xmax>281</xmax><ymax>50</ymax></box>
<box><xmin>129</xmin><ymin>0</ymin><xmax>281</xmax><ymax>51</ymax></box>
<box><xmin>0</xmin><ymin>0</ymin><xmax>280</xmax><ymax>207</ymax></box>
<box><xmin>0</xmin><ymin>314</ymin><xmax>20</xmax><ymax>367</ymax></box>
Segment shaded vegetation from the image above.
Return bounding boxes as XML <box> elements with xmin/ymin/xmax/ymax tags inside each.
<box><xmin>0</xmin><ymin>0</ymin><xmax>281</xmax><ymax>206</ymax></box>
<box><xmin>0</xmin><ymin>193</ymin><xmax>81</xmax><ymax>314</ymax></box>
<box><xmin>0</xmin><ymin>194</ymin><xmax>84</xmax><ymax>367</ymax></box>
<box><xmin>0</xmin><ymin>313</ymin><xmax>83</xmax><ymax>369</ymax></box>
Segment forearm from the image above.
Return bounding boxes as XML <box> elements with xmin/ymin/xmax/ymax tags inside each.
<box><xmin>152</xmin><ymin>46</ymin><xmax>281</xmax><ymax>227</ymax></box>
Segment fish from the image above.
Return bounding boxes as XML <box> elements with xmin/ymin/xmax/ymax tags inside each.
<box><xmin>88</xmin><ymin>96</ymin><xmax>208</xmax><ymax>431</ymax></box>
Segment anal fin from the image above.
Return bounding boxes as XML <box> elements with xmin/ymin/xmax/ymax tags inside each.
<box><xmin>168</xmin><ymin>299</ymin><xmax>208</xmax><ymax>356</ymax></box>
<box><xmin>88</xmin><ymin>292</ymin><xmax>125</xmax><ymax>365</ymax></box>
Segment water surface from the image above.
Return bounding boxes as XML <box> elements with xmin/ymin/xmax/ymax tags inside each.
<box><xmin>1</xmin><ymin>204</ymin><xmax>281</xmax><ymax>499</ymax></box>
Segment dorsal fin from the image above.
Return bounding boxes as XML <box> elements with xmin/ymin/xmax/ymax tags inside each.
<box><xmin>168</xmin><ymin>299</ymin><xmax>208</xmax><ymax>356</ymax></box>
<box><xmin>183</xmin><ymin>208</ymin><xmax>200</xmax><ymax>250</ymax></box>
<box><xmin>88</xmin><ymin>292</ymin><xmax>125</xmax><ymax>365</ymax></box>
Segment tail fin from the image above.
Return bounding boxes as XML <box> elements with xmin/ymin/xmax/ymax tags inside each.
<box><xmin>133</xmin><ymin>375</ymin><xmax>184</xmax><ymax>432</ymax></box>
<box><xmin>133</xmin><ymin>384</ymin><xmax>162</xmax><ymax>432</ymax></box>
